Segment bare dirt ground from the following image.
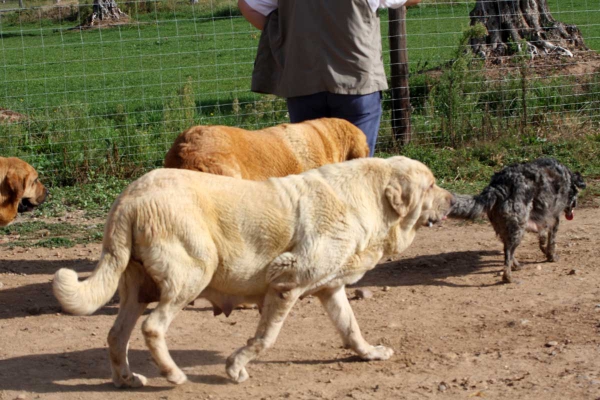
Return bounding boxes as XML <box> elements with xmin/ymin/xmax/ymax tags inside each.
<box><xmin>1</xmin><ymin>207</ymin><xmax>599</xmax><ymax>400</ymax></box>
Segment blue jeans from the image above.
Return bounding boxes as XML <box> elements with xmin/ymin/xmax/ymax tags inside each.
<box><xmin>286</xmin><ymin>91</ymin><xmax>382</xmax><ymax>157</ymax></box>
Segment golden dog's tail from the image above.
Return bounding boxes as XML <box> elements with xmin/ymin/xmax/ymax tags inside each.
<box><xmin>53</xmin><ymin>210</ymin><xmax>132</xmax><ymax>316</ymax></box>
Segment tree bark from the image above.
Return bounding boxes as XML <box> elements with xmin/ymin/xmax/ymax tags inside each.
<box><xmin>469</xmin><ymin>0</ymin><xmax>587</xmax><ymax>60</ymax></box>
<box><xmin>79</xmin><ymin>0</ymin><xmax>129</xmax><ymax>28</ymax></box>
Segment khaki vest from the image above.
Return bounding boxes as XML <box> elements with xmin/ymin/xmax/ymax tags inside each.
<box><xmin>251</xmin><ymin>0</ymin><xmax>388</xmax><ymax>98</ymax></box>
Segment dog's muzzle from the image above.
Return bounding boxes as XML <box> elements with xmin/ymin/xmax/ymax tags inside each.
<box><xmin>18</xmin><ymin>188</ymin><xmax>48</xmax><ymax>213</ymax></box>
<box><xmin>18</xmin><ymin>198</ymin><xmax>37</xmax><ymax>213</ymax></box>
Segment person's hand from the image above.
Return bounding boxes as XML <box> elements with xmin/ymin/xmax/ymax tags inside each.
<box><xmin>238</xmin><ymin>0</ymin><xmax>267</xmax><ymax>30</ymax></box>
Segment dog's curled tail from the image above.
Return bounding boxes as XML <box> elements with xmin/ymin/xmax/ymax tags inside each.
<box><xmin>448</xmin><ymin>190</ymin><xmax>497</xmax><ymax>220</ymax></box>
<box><xmin>53</xmin><ymin>211</ymin><xmax>132</xmax><ymax>316</ymax></box>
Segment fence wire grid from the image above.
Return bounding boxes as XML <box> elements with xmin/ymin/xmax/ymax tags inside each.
<box><xmin>0</xmin><ymin>0</ymin><xmax>598</xmax><ymax>184</ymax></box>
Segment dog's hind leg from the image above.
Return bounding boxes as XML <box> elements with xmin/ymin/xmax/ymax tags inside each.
<box><xmin>316</xmin><ymin>285</ymin><xmax>393</xmax><ymax>361</ymax></box>
<box><xmin>141</xmin><ymin>263</ymin><xmax>213</xmax><ymax>385</ymax></box>
<box><xmin>226</xmin><ymin>286</ymin><xmax>301</xmax><ymax>383</ymax></box>
<box><xmin>492</xmin><ymin>210</ymin><xmax>527</xmax><ymax>283</ymax></box>
<box><xmin>108</xmin><ymin>263</ymin><xmax>149</xmax><ymax>388</ymax></box>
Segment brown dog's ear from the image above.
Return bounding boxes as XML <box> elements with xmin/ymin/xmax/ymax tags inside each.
<box><xmin>6</xmin><ymin>170</ymin><xmax>24</xmax><ymax>200</ymax></box>
<box><xmin>385</xmin><ymin>181</ymin><xmax>409</xmax><ymax>218</ymax></box>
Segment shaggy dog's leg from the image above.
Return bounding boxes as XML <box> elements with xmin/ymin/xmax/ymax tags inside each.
<box><xmin>503</xmin><ymin>235</ymin><xmax>524</xmax><ymax>283</ymax></box>
<box><xmin>538</xmin><ymin>228</ymin><xmax>548</xmax><ymax>255</ymax></box>
<box><xmin>545</xmin><ymin>217</ymin><xmax>560</xmax><ymax>262</ymax></box>
<box><xmin>501</xmin><ymin>219</ymin><xmax>526</xmax><ymax>282</ymax></box>
<box><xmin>108</xmin><ymin>267</ymin><xmax>149</xmax><ymax>388</ymax></box>
<box><xmin>492</xmin><ymin>207</ymin><xmax>527</xmax><ymax>283</ymax></box>
<box><xmin>141</xmin><ymin>266</ymin><xmax>212</xmax><ymax>385</ymax></box>
<box><xmin>316</xmin><ymin>285</ymin><xmax>393</xmax><ymax>361</ymax></box>
<box><xmin>226</xmin><ymin>287</ymin><xmax>301</xmax><ymax>383</ymax></box>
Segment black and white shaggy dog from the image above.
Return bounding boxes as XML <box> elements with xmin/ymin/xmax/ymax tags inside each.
<box><xmin>449</xmin><ymin>158</ymin><xmax>586</xmax><ymax>283</ymax></box>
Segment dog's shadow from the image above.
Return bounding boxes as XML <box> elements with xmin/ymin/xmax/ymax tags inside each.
<box><xmin>0</xmin><ymin>347</ymin><xmax>228</xmax><ymax>393</ymax></box>
<box><xmin>0</xmin><ymin>257</ymin><xmax>95</xmax><ymax>276</ymax></box>
<box><xmin>0</xmin><ymin>258</ymin><xmax>109</xmax><ymax>321</ymax></box>
<box><xmin>356</xmin><ymin>249</ymin><xmax>504</xmax><ymax>289</ymax></box>
<box><xmin>0</xmin><ymin>348</ymin><xmax>230</xmax><ymax>393</ymax></box>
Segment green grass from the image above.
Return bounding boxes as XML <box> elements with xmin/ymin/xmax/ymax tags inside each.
<box><xmin>1</xmin><ymin>1</ymin><xmax>597</xmax><ymax>113</ymax></box>
<box><xmin>31</xmin><ymin>173</ymin><xmax>129</xmax><ymax>217</ymax></box>
<box><xmin>0</xmin><ymin>220</ymin><xmax>104</xmax><ymax>247</ymax></box>
<box><xmin>0</xmin><ymin>3</ymin><xmax>257</xmax><ymax>111</ymax></box>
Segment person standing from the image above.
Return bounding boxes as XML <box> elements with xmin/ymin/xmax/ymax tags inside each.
<box><xmin>238</xmin><ymin>0</ymin><xmax>422</xmax><ymax>156</ymax></box>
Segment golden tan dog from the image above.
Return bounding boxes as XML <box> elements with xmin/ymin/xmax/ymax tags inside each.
<box><xmin>164</xmin><ymin>117</ymin><xmax>369</xmax><ymax>179</ymax></box>
<box><xmin>0</xmin><ymin>157</ymin><xmax>47</xmax><ymax>226</ymax></box>
<box><xmin>53</xmin><ymin>156</ymin><xmax>453</xmax><ymax>387</ymax></box>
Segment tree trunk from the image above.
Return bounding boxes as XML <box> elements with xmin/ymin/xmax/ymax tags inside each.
<box><xmin>389</xmin><ymin>7</ymin><xmax>412</xmax><ymax>146</ymax></box>
<box><xmin>469</xmin><ymin>0</ymin><xmax>587</xmax><ymax>60</ymax></box>
<box><xmin>79</xmin><ymin>0</ymin><xmax>129</xmax><ymax>28</ymax></box>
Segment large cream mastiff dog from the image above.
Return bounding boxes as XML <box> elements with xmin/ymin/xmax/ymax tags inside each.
<box><xmin>53</xmin><ymin>156</ymin><xmax>454</xmax><ymax>387</ymax></box>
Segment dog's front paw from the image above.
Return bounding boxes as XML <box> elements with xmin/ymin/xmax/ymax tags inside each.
<box><xmin>226</xmin><ymin>354</ymin><xmax>250</xmax><ymax>383</ymax></box>
<box><xmin>361</xmin><ymin>345</ymin><xmax>394</xmax><ymax>361</ymax></box>
<box><xmin>547</xmin><ymin>253</ymin><xmax>559</xmax><ymax>262</ymax></box>
<box><xmin>226</xmin><ymin>364</ymin><xmax>249</xmax><ymax>383</ymax></box>
<box><xmin>113</xmin><ymin>372</ymin><xmax>148</xmax><ymax>388</ymax></box>
<box><xmin>511</xmin><ymin>259</ymin><xmax>522</xmax><ymax>271</ymax></box>
<box><xmin>165</xmin><ymin>368</ymin><xmax>187</xmax><ymax>385</ymax></box>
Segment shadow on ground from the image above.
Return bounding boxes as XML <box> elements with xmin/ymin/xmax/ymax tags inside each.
<box><xmin>356</xmin><ymin>249</ymin><xmax>505</xmax><ymax>288</ymax></box>
<box><xmin>0</xmin><ymin>348</ymin><xmax>227</xmax><ymax>393</ymax></box>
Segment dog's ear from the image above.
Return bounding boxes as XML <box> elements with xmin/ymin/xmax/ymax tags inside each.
<box><xmin>572</xmin><ymin>172</ymin><xmax>586</xmax><ymax>190</ymax></box>
<box><xmin>6</xmin><ymin>170</ymin><xmax>25</xmax><ymax>200</ymax></box>
<box><xmin>385</xmin><ymin>181</ymin><xmax>409</xmax><ymax>218</ymax></box>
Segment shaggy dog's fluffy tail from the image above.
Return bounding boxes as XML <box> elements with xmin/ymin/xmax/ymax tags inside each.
<box><xmin>53</xmin><ymin>208</ymin><xmax>133</xmax><ymax>316</ymax></box>
<box><xmin>449</xmin><ymin>188</ymin><xmax>498</xmax><ymax>220</ymax></box>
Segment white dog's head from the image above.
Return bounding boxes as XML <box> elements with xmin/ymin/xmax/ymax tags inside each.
<box><xmin>384</xmin><ymin>156</ymin><xmax>454</xmax><ymax>229</ymax></box>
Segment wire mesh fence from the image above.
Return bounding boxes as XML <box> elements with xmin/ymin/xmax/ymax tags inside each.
<box><xmin>0</xmin><ymin>0</ymin><xmax>598</xmax><ymax>184</ymax></box>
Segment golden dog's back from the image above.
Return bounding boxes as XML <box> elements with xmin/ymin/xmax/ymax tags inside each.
<box><xmin>163</xmin><ymin>118</ymin><xmax>369</xmax><ymax>180</ymax></box>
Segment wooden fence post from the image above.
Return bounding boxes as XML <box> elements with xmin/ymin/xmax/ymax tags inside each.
<box><xmin>388</xmin><ymin>7</ymin><xmax>411</xmax><ymax>146</ymax></box>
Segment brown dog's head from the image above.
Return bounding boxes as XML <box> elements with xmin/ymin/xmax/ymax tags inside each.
<box><xmin>0</xmin><ymin>157</ymin><xmax>48</xmax><ymax>226</ymax></box>
<box><xmin>384</xmin><ymin>156</ymin><xmax>455</xmax><ymax>229</ymax></box>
